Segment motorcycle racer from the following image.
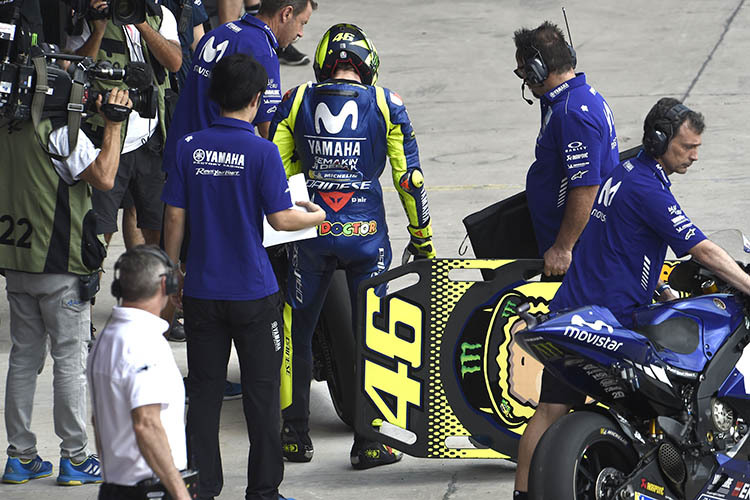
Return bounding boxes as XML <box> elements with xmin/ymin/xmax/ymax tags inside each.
<box><xmin>270</xmin><ymin>23</ymin><xmax>435</xmax><ymax>469</ymax></box>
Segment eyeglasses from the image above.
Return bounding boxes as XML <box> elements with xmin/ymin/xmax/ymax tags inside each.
<box><xmin>513</xmin><ymin>67</ymin><xmax>525</xmax><ymax>79</ymax></box>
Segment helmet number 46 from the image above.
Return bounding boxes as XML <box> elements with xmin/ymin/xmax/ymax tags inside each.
<box><xmin>331</xmin><ymin>32</ymin><xmax>355</xmax><ymax>43</ymax></box>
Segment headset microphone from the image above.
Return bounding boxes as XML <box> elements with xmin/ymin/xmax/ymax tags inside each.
<box><xmin>521</xmin><ymin>82</ymin><xmax>534</xmax><ymax>105</ymax></box>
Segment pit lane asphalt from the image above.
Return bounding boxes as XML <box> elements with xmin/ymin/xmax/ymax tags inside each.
<box><xmin>2</xmin><ymin>0</ymin><xmax>749</xmax><ymax>498</ymax></box>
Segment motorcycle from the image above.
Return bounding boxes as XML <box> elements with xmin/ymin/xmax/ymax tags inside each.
<box><xmin>516</xmin><ymin>230</ymin><xmax>750</xmax><ymax>500</ymax></box>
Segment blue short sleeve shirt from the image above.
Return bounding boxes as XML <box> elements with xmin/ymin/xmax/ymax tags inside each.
<box><xmin>550</xmin><ymin>150</ymin><xmax>707</xmax><ymax>327</ymax></box>
<box><xmin>163</xmin><ymin>14</ymin><xmax>281</xmax><ymax>174</ymax></box>
<box><xmin>161</xmin><ymin>117</ymin><xmax>292</xmax><ymax>300</ymax></box>
<box><xmin>525</xmin><ymin>73</ymin><xmax>619</xmax><ymax>255</ymax></box>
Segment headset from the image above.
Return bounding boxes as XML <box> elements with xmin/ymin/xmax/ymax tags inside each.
<box><xmin>642</xmin><ymin>103</ymin><xmax>692</xmax><ymax>158</ymax></box>
<box><xmin>522</xmin><ymin>43</ymin><xmax>577</xmax><ymax>86</ymax></box>
<box><xmin>111</xmin><ymin>246</ymin><xmax>179</xmax><ymax>299</ymax></box>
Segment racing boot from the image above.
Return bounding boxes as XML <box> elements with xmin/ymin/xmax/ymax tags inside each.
<box><xmin>350</xmin><ymin>436</ymin><xmax>402</xmax><ymax>470</ymax></box>
<box><xmin>281</xmin><ymin>423</ymin><xmax>314</xmax><ymax>462</ymax></box>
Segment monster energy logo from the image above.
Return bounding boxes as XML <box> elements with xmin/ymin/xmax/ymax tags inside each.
<box><xmin>501</xmin><ymin>300</ymin><xmax>517</xmax><ymax>318</ymax></box>
<box><xmin>460</xmin><ymin>342</ymin><xmax>482</xmax><ymax>378</ymax></box>
<box><xmin>532</xmin><ymin>341</ymin><xmax>563</xmax><ymax>360</ymax></box>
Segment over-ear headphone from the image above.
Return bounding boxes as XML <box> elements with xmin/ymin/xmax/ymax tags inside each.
<box><xmin>111</xmin><ymin>246</ymin><xmax>179</xmax><ymax>299</ymax></box>
<box><xmin>643</xmin><ymin>103</ymin><xmax>691</xmax><ymax>158</ymax></box>
<box><xmin>523</xmin><ymin>43</ymin><xmax>577</xmax><ymax>86</ymax></box>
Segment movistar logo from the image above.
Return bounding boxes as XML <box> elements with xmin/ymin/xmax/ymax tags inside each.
<box><xmin>460</xmin><ymin>342</ymin><xmax>482</xmax><ymax>378</ymax></box>
<box><xmin>315</xmin><ymin>100</ymin><xmax>358</xmax><ymax>134</ymax></box>
<box><xmin>597</xmin><ymin>177</ymin><xmax>622</xmax><ymax>207</ymax></box>
<box><xmin>199</xmin><ymin>36</ymin><xmax>229</xmax><ymax>64</ymax></box>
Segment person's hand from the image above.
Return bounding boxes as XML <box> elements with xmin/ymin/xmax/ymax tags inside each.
<box><xmin>655</xmin><ymin>285</ymin><xmax>679</xmax><ymax>303</ymax></box>
<box><xmin>134</xmin><ymin>20</ymin><xmax>151</xmax><ymax>33</ymax></box>
<box><xmin>295</xmin><ymin>200</ymin><xmax>322</xmax><ymax>213</ymax></box>
<box><xmin>169</xmin><ymin>268</ymin><xmax>185</xmax><ymax>309</ymax></box>
<box><xmin>96</xmin><ymin>89</ymin><xmax>133</xmax><ymax>123</ymax></box>
<box><xmin>88</xmin><ymin>0</ymin><xmax>109</xmax><ymax>32</ymax></box>
<box><xmin>405</xmin><ymin>224</ymin><xmax>436</xmax><ymax>261</ymax></box>
<box><xmin>295</xmin><ymin>200</ymin><xmax>326</xmax><ymax>224</ymax></box>
<box><xmin>543</xmin><ymin>244</ymin><xmax>572</xmax><ymax>277</ymax></box>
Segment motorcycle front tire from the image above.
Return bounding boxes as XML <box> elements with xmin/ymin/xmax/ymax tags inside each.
<box><xmin>528</xmin><ymin>411</ymin><xmax>637</xmax><ymax>500</ymax></box>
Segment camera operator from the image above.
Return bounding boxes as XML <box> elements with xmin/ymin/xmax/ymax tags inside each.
<box><xmin>66</xmin><ymin>0</ymin><xmax>182</xmax><ymax>247</ymax></box>
<box><xmin>0</xmin><ymin>83</ymin><xmax>131</xmax><ymax>485</ymax></box>
<box><xmin>87</xmin><ymin>245</ymin><xmax>190</xmax><ymax>500</ymax></box>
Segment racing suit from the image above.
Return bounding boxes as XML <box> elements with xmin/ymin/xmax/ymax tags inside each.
<box><xmin>269</xmin><ymin>79</ymin><xmax>433</xmax><ymax>432</ymax></box>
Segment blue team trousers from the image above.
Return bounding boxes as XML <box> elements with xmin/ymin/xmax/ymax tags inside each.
<box><xmin>282</xmin><ymin>234</ymin><xmax>391</xmax><ymax>431</ymax></box>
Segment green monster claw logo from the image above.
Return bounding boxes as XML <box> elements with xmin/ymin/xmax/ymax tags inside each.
<box><xmin>501</xmin><ymin>301</ymin><xmax>517</xmax><ymax>318</ymax></box>
<box><xmin>460</xmin><ymin>342</ymin><xmax>482</xmax><ymax>378</ymax></box>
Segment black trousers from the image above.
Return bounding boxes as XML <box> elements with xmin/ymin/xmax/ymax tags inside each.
<box><xmin>183</xmin><ymin>293</ymin><xmax>284</xmax><ymax>500</ymax></box>
<box><xmin>98</xmin><ymin>483</ymin><xmax>141</xmax><ymax>500</ymax></box>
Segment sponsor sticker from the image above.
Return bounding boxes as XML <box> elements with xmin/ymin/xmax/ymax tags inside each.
<box><xmin>548</xmin><ymin>82</ymin><xmax>569</xmax><ymax>98</ymax></box>
<box><xmin>192</xmin><ymin>149</ymin><xmax>245</xmax><ymax>169</ymax></box>
<box><xmin>565</xmin><ymin>326</ymin><xmax>622</xmax><ymax>351</ymax></box>
<box><xmin>565</xmin><ymin>141</ymin><xmax>587</xmax><ymax>153</ymax></box>
<box><xmin>640</xmin><ymin>478</ymin><xmax>665</xmax><ymax>496</ymax></box>
<box><xmin>319</xmin><ymin>191</ymin><xmax>354</xmax><ymax>212</ymax></box>
<box><xmin>571</xmin><ymin>314</ymin><xmax>614</xmax><ymax>333</ymax></box>
<box><xmin>319</xmin><ymin>220</ymin><xmax>377</xmax><ymax>237</ymax></box>
<box><xmin>600</xmin><ymin>428</ymin><xmax>628</xmax><ymax>446</ymax></box>
<box><xmin>570</xmin><ymin>170</ymin><xmax>588</xmax><ymax>181</ymax></box>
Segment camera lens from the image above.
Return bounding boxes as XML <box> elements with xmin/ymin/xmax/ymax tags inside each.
<box><xmin>115</xmin><ymin>0</ymin><xmax>135</xmax><ymax>20</ymax></box>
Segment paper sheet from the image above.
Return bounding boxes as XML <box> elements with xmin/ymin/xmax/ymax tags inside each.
<box><xmin>262</xmin><ymin>173</ymin><xmax>318</xmax><ymax>247</ymax></box>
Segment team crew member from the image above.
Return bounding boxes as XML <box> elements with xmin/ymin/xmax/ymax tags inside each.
<box><xmin>88</xmin><ymin>246</ymin><xmax>190</xmax><ymax>500</ymax></box>
<box><xmin>512</xmin><ymin>21</ymin><xmax>619</xmax><ymax>499</ymax></box>
<box><xmin>164</xmin><ymin>0</ymin><xmax>317</xmax><ymax>171</ymax></box>
<box><xmin>550</xmin><ymin>98</ymin><xmax>750</xmax><ymax>323</ymax></box>
<box><xmin>0</xmin><ymin>87</ymin><xmax>131</xmax><ymax>486</ymax></box>
<box><xmin>67</xmin><ymin>0</ymin><xmax>182</xmax><ymax>246</ymax></box>
<box><xmin>270</xmin><ymin>23</ymin><xmax>435</xmax><ymax>469</ymax></box>
<box><xmin>515</xmin><ymin>21</ymin><xmax>618</xmax><ymax>274</ymax></box>
<box><xmin>162</xmin><ymin>53</ymin><xmax>324</xmax><ymax>500</ymax></box>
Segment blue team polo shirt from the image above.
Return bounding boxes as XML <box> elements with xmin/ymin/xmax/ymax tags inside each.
<box><xmin>161</xmin><ymin>117</ymin><xmax>292</xmax><ymax>301</ymax></box>
<box><xmin>525</xmin><ymin>73</ymin><xmax>619</xmax><ymax>255</ymax></box>
<box><xmin>163</xmin><ymin>13</ymin><xmax>282</xmax><ymax>174</ymax></box>
<box><xmin>550</xmin><ymin>150</ymin><xmax>707</xmax><ymax>327</ymax></box>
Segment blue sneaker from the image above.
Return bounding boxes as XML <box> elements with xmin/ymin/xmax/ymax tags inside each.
<box><xmin>57</xmin><ymin>454</ymin><xmax>102</xmax><ymax>485</ymax></box>
<box><xmin>224</xmin><ymin>380</ymin><xmax>242</xmax><ymax>400</ymax></box>
<box><xmin>2</xmin><ymin>455</ymin><xmax>53</xmax><ymax>483</ymax></box>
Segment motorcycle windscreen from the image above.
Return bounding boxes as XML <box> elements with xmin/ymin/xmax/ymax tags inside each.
<box><xmin>354</xmin><ymin>257</ymin><xmax>687</xmax><ymax>460</ymax></box>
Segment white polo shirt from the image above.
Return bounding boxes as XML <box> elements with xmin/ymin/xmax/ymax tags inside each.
<box><xmin>87</xmin><ymin>306</ymin><xmax>186</xmax><ymax>485</ymax></box>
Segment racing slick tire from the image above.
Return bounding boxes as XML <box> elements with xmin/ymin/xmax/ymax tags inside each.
<box><xmin>528</xmin><ymin>411</ymin><xmax>637</xmax><ymax>500</ymax></box>
<box><xmin>312</xmin><ymin>270</ymin><xmax>355</xmax><ymax>428</ymax></box>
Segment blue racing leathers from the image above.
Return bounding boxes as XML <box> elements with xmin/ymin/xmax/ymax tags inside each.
<box><xmin>269</xmin><ymin>79</ymin><xmax>432</xmax><ymax>429</ymax></box>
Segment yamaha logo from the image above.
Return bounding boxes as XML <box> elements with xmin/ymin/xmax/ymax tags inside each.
<box><xmin>193</xmin><ymin>149</ymin><xmax>206</xmax><ymax>162</ymax></box>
